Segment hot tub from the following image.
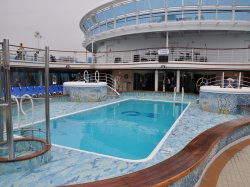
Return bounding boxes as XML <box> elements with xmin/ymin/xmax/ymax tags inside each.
<box><xmin>63</xmin><ymin>82</ymin><xmax>107</xmax><ymax>102</ymax></box>
<box><xmin>200</xmin><ymin>86</ymin><xmax>250</xmax><ymax>114</ymax></box>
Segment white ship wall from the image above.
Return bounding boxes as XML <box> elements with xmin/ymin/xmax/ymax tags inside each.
<box><xmin>97</xmin><ymin>32</ymin><xmax>250</xmax><ymax>52</ymax></box>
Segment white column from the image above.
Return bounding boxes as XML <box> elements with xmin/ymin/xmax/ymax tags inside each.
<box><xmin>176</xmin><ymin>70</ymin><xmax>180</xmax><ymax>92</ymax></box>
<box><xmin>155</xmin><ymin>70</ymin><xmax>158</xmax><ymax>92</ymax></box>
<box><xmin>166</xmin><ymin>32</ymin><xmax>169</xmax><ymax>48</ymax></box>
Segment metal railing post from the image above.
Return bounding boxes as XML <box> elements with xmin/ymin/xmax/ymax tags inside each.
<box><xmin>45</xmin><ymin>46</ymin><xmax>51</xmax><ymax>145</ymax></box>
<box><xmin>3</xmin><ymin>39</ymin><xmax>15</xmax><ymax>159</ymax></box>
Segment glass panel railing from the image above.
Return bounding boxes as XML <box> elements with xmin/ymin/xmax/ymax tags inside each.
<box><xmin>126</xmin><ymin>16</ymin><xmax>137</xmax><ymax>26</ymax></box>
<box><xmin>167</xmin><ymin>11</ymin><xmax>182</xmax><ymax>21</ymax></box>
<box><xmin>235</xmin><ymin>10</ymin><xmax>250</xmax><ymax>21</ymax></box>
<box><xmin>201</xmin><ymin>10</ymin><xmax>216</xmax><ymax>20</ymax></box>
<box><xmin>217</xmin><ymin>10</ymin><xmax>232</xmax><ymax>20</ymax></box>
<box><xmin>116</xmin><ymin>18</ymin><xmax>126</xmax><ymax>28</ymax></box>
<box><xmin>139</xmin><ymin>14</ymin><xmax>151</xmax><ymax>24</ymax></box>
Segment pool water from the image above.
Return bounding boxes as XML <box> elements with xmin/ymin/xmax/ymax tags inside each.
<box><xmin>34</xmin><ymin>99</ymin><xmax>187</xmax><ymax>160</ymax></box>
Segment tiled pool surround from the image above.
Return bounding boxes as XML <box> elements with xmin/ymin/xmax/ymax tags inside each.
<box><xmin>63</xmin><ymin>82</ymin><xmax>107</xmax><ymax>102</ymax></box>
<box><xmin>0</xmin><ymin>138</ymin><xmax>52</xmax><ymax>175</ymax></box>
<box><xmin>200</xmin><ymin>86</ymin><xmax>250</xmax><ymax>114</ymax></box>
<box><xmin>0</xmin><ymin>92</ymin><xmax>244</xmax><ymax>186</ymax></box>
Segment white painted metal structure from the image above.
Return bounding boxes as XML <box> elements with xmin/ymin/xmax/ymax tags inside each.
<box><xmin>80</xmin><ymin>0</ymin><xmax>250</xmax><ymax>53</ymax></box>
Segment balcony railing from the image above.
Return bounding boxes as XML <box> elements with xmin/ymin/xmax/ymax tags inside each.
<box><xmin>4</xmin><ymin>45</ymin><xmax>250</xmax><ymax>65</ymax></box>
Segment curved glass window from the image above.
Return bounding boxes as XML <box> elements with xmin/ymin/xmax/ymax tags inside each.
<box><xmin>116</xmin><ymin>18</ymin><xmax>126</xmax><ymax>28</ymax></box>
<box><xmin>152</xmin><ymin>12</ymin><xmax>165</xmax><ymax>23</ymax></box>
<box><xmin>114</xmin><ymin>2</ymin><xmax>136</xmax><ymax>17</ymax></box>
<box><xmin>218</xmin><ymin>0</ymin><xmax>233</xmax><ymax>6</ymax></box>
<box><xmin>235</xmin><ymin>0</ymin><xmax>250</xmax><ymax>6</ymax></box>
<box><xmin>184</xmin><ymin>0</ymin><xmax>198</xmax><ymax>6</ymax></box>
<box><xmin>97</xmin><ymin>11</ymin><xmax>105</xmax><ymax>22</ymax></box>
<box><xmin>150</xmin><ymin>0</ymin><xmax>165</xmax><ymax>9</ymax></box>
<box><xmin>183</xmin><ymin>10</ymin><xmax>198</xmax><ymax>20</ymax></box>
<box><xmin>83</xmin><ymin>22</ymin><xmax>90</xmax><ymax>31</ymax></box>
<box><xmin>126</xmin><ymin>16</ymin><xmax>137</xmax><ymax>26</ymax></box>
<box><xmin>137</xmin><ymin>0</ymin><xmax>150</xmax><ymax>11</ymax></box>
<box><xmin>167</xmin><ymin>0</ymin><xmax>182</xmax><ymax>8</ymax></box>
<box><xmin>87</xmin><ymin>18</ymin><xmax>94</xmax><ymax>29</ymax></box>
<box><xmin>93</xmin><ymin>27</ymin><xmax>99</xmax><ymax>34</ymax></box>
<box><xmin>168</xmin><ymin>11</ymin><xmax>182</xmax><ymax>21</ymax></box>
<box><xmin>103</xmin><ymin>9</ymin><xmax>113</xmax><ymax>20</ymax></box>
<box><xmin>139</xmin><ymin>14</ymin><xmax>151</xmax><ymax>24</ymax></box>
<box><xmin>201</xmin><ymin>10</ymin><xmax>216</xmax><ymax>20</ymax></box>
<box><xmin>217</xmin><ymin>10</ymin><xmax>232</xmax><ymax>20</ymax></box>
<box><xmin>107</xmin><ymin>21</ymin><xmax>114</xmax><ymax>30</ymax></box>
<box><xmin>235</xmin><ymin>10</ymin><xmax>250</xmax><ymax>21</ymax></box>
<box><xmin>202</xmin><ymin>0</ymin><xmax>218</xmax><ymax>6</ymax></box>
<box><xmin>100</xmin><ymin>23</ymin><xmax>107</xmax><ymax>32</ymax></box>
<box><xmin>97</xmin><ymin>8</ymin><xmax>113</xmax><ymax>22</ymax></box>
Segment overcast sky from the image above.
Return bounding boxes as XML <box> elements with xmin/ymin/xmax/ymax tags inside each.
<box><xmin>0</xmin><ymin>0</ymin><xmax>110</xmax><ymax>51</ymax></box>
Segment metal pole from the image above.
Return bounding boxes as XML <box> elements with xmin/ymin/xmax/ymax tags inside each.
<box><xmin>155</xmin><ymin>70</ymin><xmax>158</xmax><ymax>92</ymax></box>
<box><xmin>3</xmin><ymin>39</ymin><xmax>15</xmax><ymax>159</ymax></box>
<box><xmin>45</xmin><ymin>46</ymin><xmax>51</xmax><ymax>144</ymax></box>
<box><xmin>176</xmin><ymin>70</ymin><xmax>180</xmax><ymax>92</ymax></box>
<box><xmin>238</xmin><ymin>72</ymin><xmax>241</xmax><ymax>89</ymax></box>
<box><xmin>221</xmin><ymin>72</ymin><xmax>224</xmax><ymax>88</ymax></box>
<box><xmin>0</xmin><ymin>65</ymin><xmax>3</xmax><ymax>142</ymax></box>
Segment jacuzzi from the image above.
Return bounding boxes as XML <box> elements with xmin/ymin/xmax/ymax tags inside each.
<box><xmin>63</xmin><ymin>82</ymin><xmax>107</xmax><ymax>102</ymax></box>
<box><xmin>200</xmin><ymin>86</ymin><xmax>250</xmax><ymax>114</ymax></box>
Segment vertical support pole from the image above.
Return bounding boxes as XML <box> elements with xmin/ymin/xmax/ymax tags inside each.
<box><xmin>155</xmin><ymin>70</ymin><xmax>158</xmax><ymax>92</ymax></box>
<box><xmin>181</xmin><ymin>87</ymin><xmax>184</xmax><ymax>103</ymax></box>
<box><xmin>221</xmin><ymin>72</ymin><xmax>224</xmax><ymax>88</ymax></box>
<box><xmin>238</xmin><ymin>72</ymin><xmax>241</xmax><ymax>89</ymax></box>
<box><xmin>3</xmin><ymin>39</ymin><xmax>15</xmax><ymax>159</ymax></box>
<box><xmin>0</xmin><ymin>66</ymin><xmax>3</xmax><ymax>142</ymax></box>
<box><xmin>166</xmin><ymin>32</ymin><xmax>169</xmax><ymax>48</ymax></box>
<box><xmin>45</xmin><ymin>46</ymin><xmax>50</xmax><ymax>145</ymax></box>
<box><xmin>176</xmin><ymin>70</ymin><xmax>180</xmax><ymax>92</ymax></box>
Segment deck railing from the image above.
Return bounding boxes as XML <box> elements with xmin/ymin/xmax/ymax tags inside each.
<box><xmin>6</xmin><ymin>44</ymin><xmax>250</xmax><ymax>64</ymax></box>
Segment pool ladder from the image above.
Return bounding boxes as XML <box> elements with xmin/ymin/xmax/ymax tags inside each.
<box><xmin>11</xmin><ymin>94</ymin><xmax>34</xmax><ymax>130</ymax></box>
<box><xmin>173</xmin><ymin>87</ymin><xmax>185</xmax><ymax>103</ymax></box>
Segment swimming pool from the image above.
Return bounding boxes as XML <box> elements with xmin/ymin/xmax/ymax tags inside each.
<box><xmin>31</xmin><ymin>99</ymin><xmax>188</xmax><ymax>161</ymax></box>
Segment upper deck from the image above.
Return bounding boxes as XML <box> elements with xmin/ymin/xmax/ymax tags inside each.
<box><xmin>80</xmin><ymin>0</ymin><xmax>250</xmax><ymax>48</ymax></box>
<box><xmin>2</xmin><ymin>44</ymin><xmax>250</xmax><ymax>71</ymax></box>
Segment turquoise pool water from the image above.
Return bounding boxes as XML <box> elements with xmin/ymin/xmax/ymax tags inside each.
<box><xmin>33</xmin><ymin>99</ymin><xmax>187</xmax><ymax>160</ymax></box>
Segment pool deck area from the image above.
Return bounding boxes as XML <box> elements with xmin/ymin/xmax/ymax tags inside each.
<box><xmin>199</xmin><ymin>138</ymin><xmax>250</xmax><ymax>187</ymax></box>
<box><xmin>0</xmin><ymin>92</ymin><xmax>244</xmax><ymax>187</ymax></box>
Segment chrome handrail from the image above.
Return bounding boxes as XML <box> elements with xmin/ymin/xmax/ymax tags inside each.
<box><xmin>20</xmin><ymin>94</ymin><xmax>34</xmax><ymax>127</ymax></box>
<box><xmin>11</xmin><ymin>95</ymin><xmax>20</xmax><ymax>129</ymax></box>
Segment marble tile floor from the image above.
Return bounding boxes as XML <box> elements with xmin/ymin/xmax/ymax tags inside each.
<box><xmin>0</xmin><ymin>93</ymin><xmax>243</xmax><ymax>187</ymax></box>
